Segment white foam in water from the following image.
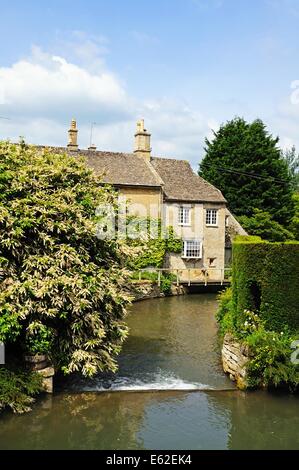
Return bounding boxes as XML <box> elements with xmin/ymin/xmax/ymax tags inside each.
<box><xmin>81</xmin><ymin>372</ymin><xmax>212</xmax><ymax>392</ymax></box>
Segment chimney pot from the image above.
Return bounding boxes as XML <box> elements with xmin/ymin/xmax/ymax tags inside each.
<box><xmin>67</xmin><ymin>118</ymin><xmax>79</xmax><ymax>151</ymax></box>
<box><xmin>134</xmin><ymin>119</ymin><xmax>151</xmax><ymax>161</ymax></box>
<box><xmin>88</xmin><ymin>144</ymin><xmax>97</xmax><ymax>151</ymax></box>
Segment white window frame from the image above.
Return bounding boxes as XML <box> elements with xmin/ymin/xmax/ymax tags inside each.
<box><xmin>178</xmin><ymin>206</ymin><xmax>191</xmax><ymax>226</ymax></box>
<box><xmin>206</xmin><ymin>209</ymin><xmax>218</xmax><ymax>226</ymax></box>
<box><xmin>182</xmin><ymin>240</ymin><xmax>202</xmax><ymax>259</ymax></box>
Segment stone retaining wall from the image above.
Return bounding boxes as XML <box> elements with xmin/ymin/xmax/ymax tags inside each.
<box><xmin>222</xmin><ymin>333</ymin><xmax>252</xmax><ymax>389</ymax></box>
<box><xmin>130</xmin><ymin>281</ymin><xmax>186</xmax><ymax>302</ymax></box>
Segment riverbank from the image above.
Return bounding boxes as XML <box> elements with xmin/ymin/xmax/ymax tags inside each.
<box><xmin>130</xmin><ymin>280</ymin><xmax>187</xmax><ymax>301</ymax></box>
<box><xmin>1</xmin><ymin>294</ymin><xmax>298</xmax><ymax>450</ymax></box>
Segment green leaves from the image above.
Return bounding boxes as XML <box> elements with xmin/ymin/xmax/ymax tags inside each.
<box><xmin>238</xmin><ymin>209</ymin><xmax>295</xmax><ymax>242</ymax></box>
<box><xmin>127</xmin><ymin>218</ymin><xmax>182</xmax><ymax>269</ymax></box>
<box><xmin>0</xmin><ymin>142</ymin><xmax>130</xmax><ymax>376</ymax></box>
<box><xmin>217</xmin><ymin>236</ymin><xmax>299</xmax><ymax>390</ymax></box>
<box><xmin>0</xmin><ymin>368</ymin><xmax>43</xmax><ymax>414</ymax></box>
<box><xmin>199</xmin><ymin>117</ymin><xmax>295</xmax><ymax>228</ymax></box>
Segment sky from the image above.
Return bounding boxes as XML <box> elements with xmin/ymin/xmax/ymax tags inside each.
<box><xmin>1</xmin><ymin>0</ymin><xmax>299</xmax><ymax>168</ymax></box>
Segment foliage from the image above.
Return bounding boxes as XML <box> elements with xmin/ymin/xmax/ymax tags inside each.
<box><xmin>217</xmin><ymin>291</ymin><xmax>299</xmax><ymax>389</ymax></box>
<box><xmin>25</xmin><ymin>322</ymin><xmax>55</xmax><ymax>355</ymax></box>
<box><xmin>245</xmin><ymin>325</ymin><xmax>298</xmax><ymax>389</ymax></box>
<box><xmin>281</xmin><ymin>145</ymin><xmax>299</xmax><ymax>192</ymax></box>
<box><xmin>289</xmin><ymin>193</ymin><xmax>299</xmax><ymax>240</ymax></box>
<box><xmin>0</xmin><ymin>141</ymin><xmax>131</xmax><ymax>377</ymax></box>
<box><xmin>217</xmin><ymin>236</ymin><xmax>299</xmax><ymax>389</ymax></box>
<box><xmin>216</xmin><ymin>287</ymin><xmax>235</xmax><ymax>334</ymax></box>
<box><xmin>0</xmin><ymin>367</ymin><xmax>43</xmax><ymax>414</ymax></box>
<box><xmin>231</xmin><ymin>236</ymin><xmax>299</xmax><ymax>332</ymax></box>
<box><xmin>159</xmin><ymin>274</ymin><xmax>174</xmax><ymax>295</ymax></box>
<box><xmin>126</xmin><ymin>218</ymin><xmax>181</xmax><ymax>294</ymax></box>
<box><xmin>130</xmin><ymin>270</ymin><xmax>177</xmax><ymax>295</ymax></box>
<box><xmin>238</xmin><ymin>209</ymin><xmax>295</xmax><ymax>242</ymax></box>
<box><xmin>126</xmin><ymin>218</ymin><xmax>182</xmax><ymax>269</ymax></box>
<box><xmin>199</xmin><ymin>117</ymin><xmax>295</xmax><ymax>226</ymax></box>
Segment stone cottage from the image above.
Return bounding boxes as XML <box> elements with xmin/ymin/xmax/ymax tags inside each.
<box><xmin>43</xmin><ymin>119</ymin><xmax>244</xmax><ymax>281</ymax></box>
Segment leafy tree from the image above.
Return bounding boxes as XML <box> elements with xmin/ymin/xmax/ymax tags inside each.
<box><xmin>238</xmin><ymin>209</ymin><xmax>295</xmax><ymax>242</ymax></box>
<box><xmin>281</xmin><ymin>145</ymin><xmax>299</xmax><ymax>191</ymax></box>
<box><xmin>0</xmin><ymin>142</ymin><xmax>131</xmax><ymax>377</ymax></box>
<box><xmin>289</xmin><ymin>193</ymin><xmax>299</xmax><ymax>240</ymax></box>
<box><xmin>199</xmin><ymin>117</ymin><xmax>294</xmax><ymax>226</ymax></box>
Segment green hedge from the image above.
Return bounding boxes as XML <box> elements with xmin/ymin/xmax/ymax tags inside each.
<box><xmin>232</xmin><ymin>236</ymin><xmax>299</xmax><ymax>332</ymax></box>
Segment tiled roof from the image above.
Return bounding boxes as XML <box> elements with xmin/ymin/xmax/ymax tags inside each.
<box><xmin>36</xmin><ymin>146</ymin><xmax>226</xmax><ymax>202</ymax></box>
<box><xmin>37</xmin><ymin>147</ymin><xmax>162</xmax><ymax>187</ymax></box>
<box><xmin>151</xmin><ymin>157</ymin><xmax>226</xmax><ymax>203</ymax></box>
<box><xmin>80</xmin><ymin>150</ymin><xmax>162</xmax><ymax>187</ymax></box>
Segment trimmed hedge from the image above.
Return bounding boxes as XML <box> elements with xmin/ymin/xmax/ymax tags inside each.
<box><xmin>232</xmin><ymin>236</ymin><xmax>299</xmax><ymax>332</ymax></box>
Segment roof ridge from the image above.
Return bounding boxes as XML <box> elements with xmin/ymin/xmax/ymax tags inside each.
<box><xmin>151</xmin><ymin>157</ymin><xmax>227</xmax><ymax>203</ymax></box>
<box><xmin>151</xmin><ymin>156</ymin><xmax>190</xmax><ymax>163</ymax></box>
<box><xmin>142</xmin><ymin>158</ymin><xmax>164</xmax><ymax>186</ymax></box>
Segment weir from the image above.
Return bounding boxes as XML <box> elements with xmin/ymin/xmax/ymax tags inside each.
<box><xmin>57</xmin><ymin>294</ymin><xmax>235</xmax><ymax>394</ymax></box>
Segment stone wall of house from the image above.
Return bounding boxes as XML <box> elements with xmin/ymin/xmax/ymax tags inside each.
<box><xmin>164</xmin><ymin>202</ymin><xmax>226</xmax><ymax>280</ymax></box>
<box><xmin>222</xmin><ymin>333</ymin><xmax>252</xmax><ymax>389</ymax></box>
<box><xmin>119</xmin><ymin>187</ymin><xmax>162</xmax><ymax>219</ymax></box>
<box><xmin>202</xmin><ymin>203</ymin><xmax>226</xmax><ymax>275</ymax></box>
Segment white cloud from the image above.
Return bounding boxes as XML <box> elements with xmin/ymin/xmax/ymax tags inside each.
<box><xmin>0</xmin><ymin>38</ymin><xmax>214</xmax><ymax>166</ymax></box>
<box><xmin>2</xmin><ymin>33</ymin><xmax>298</xmax><ymax>169</ymax></box>
<box><xmin>0</xmin><ymin>45</ymin><xmax>130</xmax><ymax>123</ymax></box>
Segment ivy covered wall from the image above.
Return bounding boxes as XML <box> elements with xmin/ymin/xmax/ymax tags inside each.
<box><xmin>232</xmin><ymin>236</ymin><xmax>299</xmax><ymax>332</ymax></box>
<box><xmin>127</xmin><ymin>218</ymin><xmax>183</xmax><ymax>269</ymax></box>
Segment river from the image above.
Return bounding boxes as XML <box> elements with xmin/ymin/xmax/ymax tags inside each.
<box><xmin>0</xmin><ymin>294</ymin><xmax>298</xmax><ymax>450</ymax></box>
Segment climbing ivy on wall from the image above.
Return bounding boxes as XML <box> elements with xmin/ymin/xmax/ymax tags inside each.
<box><xmin>232</xmin><ymin>236</ymin><xmax>299</xmax><ymax>332</ymax></box>
<box><xmin>126</xmin><ymin>218</ymin><xmax>182</xmax><ymax>269</ymax></box>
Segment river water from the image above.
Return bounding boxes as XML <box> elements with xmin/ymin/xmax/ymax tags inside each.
<box><xmin>0</xmin><ymin>294</ymin><xmax>298</xmax><ymax>450</ymax></box>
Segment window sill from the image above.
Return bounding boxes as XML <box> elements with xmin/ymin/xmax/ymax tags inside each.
<box><xmin>206</xmin><ymin>224</ymin><xmax>218</xmax><ymax>228</ymax></box>
<box><xmin>181</xmin><ymin>257</ymin><xmax>202</xmax><ymax>260</ymax></box>
<box><xmin>178</xmin><ymin>224</ymin><xmax>192</xmax><ymax>227</ymax></box>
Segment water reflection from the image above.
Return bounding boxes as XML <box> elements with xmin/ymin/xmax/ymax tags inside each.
<box><xmin>58</xmin><ymin>294</ymin><xmax>233</xmax><ymax>392</ymax></box>
<box><xmin>0</xmin><ymin>391</ymin><xmax>298</xmax><ymax>450</ymax></box>
<box><xmin>0</xmin><ymin>294</ymin><xmax>298</xmax><ymax>450</ymax></box>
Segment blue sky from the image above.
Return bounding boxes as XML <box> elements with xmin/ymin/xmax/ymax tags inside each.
<box><xmin>1</xmin><ymin>0</ymin><xmax>299</xmax><ymax>167</ymax></box>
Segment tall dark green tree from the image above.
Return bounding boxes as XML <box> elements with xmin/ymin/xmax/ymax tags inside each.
<box><xmin>199</xmin><ymin>118</ymin><xmax>294</xmax><ymax>225</ymax></box>
<box><xmin>281</xmin><ymin>145</ymin><xmax>299</xmax><ymax>191</ymax></box>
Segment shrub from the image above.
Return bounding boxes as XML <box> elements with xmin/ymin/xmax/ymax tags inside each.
<box><xmin>217</xmin><ymin>288</ymin><xmax>299</xmax><ymax>390</ymax></box>
<box><xmin>0</xmin><ymin>142</ymin><xmax>131</xmax><ymax>377</ymax></box>
<box><xmin>216</xmin><ymin>288</ymin><xmax>235</xmax><ymax>334</ymax></box>
<box><xmin>232</xmin><ymin>236</ymin><xmax>299</xmax><ymax>332</ymax></box>
<box><xmin>130</xmin><ymin>270</ymin><xmax>176</xmax><ymax>295</ymax></box>
<box><xmin>0</xmin><ymin>367</ymin><xmax>43</xmax><ymax>414</ymax></box>
<box><xmin>238</xmin><ymin>209</ymin><xmax>295</xmax><ymax>242</ymax></box>
<box><xmin>245</xmin><ymin>327</ymin><xmax>299</xmax><ymax>389</ymax></box>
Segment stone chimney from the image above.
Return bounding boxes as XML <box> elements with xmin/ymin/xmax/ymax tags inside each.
<box><xmin>67</xmin><ymin>118</ymin><xmax>78</xmax><ymax>151</ymax></box>
<box><xmin>88</xmin><ymin>144</ymin><xmax>97</xmax><ymax>151</ymax></box>
<box><xmin>134</xmin><ymin>119</ymin><xmax>151</xmax><ymax>161</ymax></box>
